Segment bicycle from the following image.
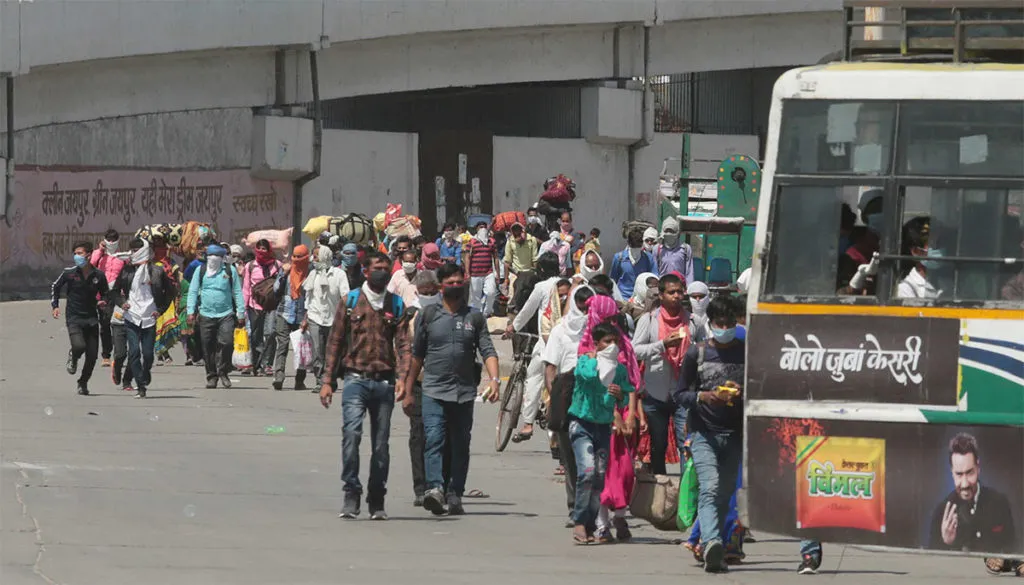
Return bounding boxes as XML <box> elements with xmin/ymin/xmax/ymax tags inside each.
<box><xmin>495</xmin><ymin>332</ymin><xmax>540</xmax><ymax>452</ymax></box>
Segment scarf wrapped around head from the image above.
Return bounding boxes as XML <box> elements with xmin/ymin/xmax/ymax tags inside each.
<box><xmin>419</xmin><ymin>242</ymin><xmax>443</xmax><ymax>271</ymax></box>
<box><xmin>289</xmin><ymin>245</ymin><xmax>311</xmax><ymax>299</ymax></box>
<box><xmin>308</xmin><ymin>245</ymin><xmax>334</xmax><ymax>291</ymax></box>
<box><xmin>577</xmin><ymin>295</ymin><xmax>642</xmax><ymax>390</ymax></box>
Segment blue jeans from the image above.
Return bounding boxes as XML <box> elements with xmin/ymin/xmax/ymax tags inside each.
<box><xmin>641</xmin><ymin>395</ymin><xmax>687</xmax><ymax>475</ymax></box>
<box><xmin>691</xmin><ymin>430</ymin><xmax>743</xmax><ymax>547</ymax></box>
<box><xmin>568</xmin><ymin>417</ymin><xmax>611</xmax><ymax>531</ymax></box>
<box><xmin>341</xmin><ymin>375</ymin><xmax>395</xmax><ymax>501</ymax></box>
<box><xmin>688</xmin><ymin>461</ymin><xmax>743</xmax><ymax>550</ymax></box>
<box><xmin>422</xmin><ymin>395</ymin><xmax>474</xmax><ymax>497</ymax></box>
<box><xmin>801</xmin><ymin>540</ymin><xmax>822</xmax><ymax>558</ymax></box>
<box><xmin>125</xmin><ymin>322</ymin><xmax>156</xmax><ymax>390</ymax></box>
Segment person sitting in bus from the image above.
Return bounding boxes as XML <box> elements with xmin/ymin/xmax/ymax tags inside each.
<box><xmin>837</xmin><ymin>191</ymin><xmax>884</xmax><ymax>295</ymax></box>
<box><xmin>896</xmin><ymin>216</ymin><xmax>942</xmax><ymax>300</ymax></box>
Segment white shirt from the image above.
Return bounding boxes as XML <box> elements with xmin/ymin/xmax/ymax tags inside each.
<box><xmin>126</xmin><ymin>265</ymin><xmax>157</xmax><ymax>328</ymax></box>
<box><xmin>512</xmin><ymin>276</ymin><xmax>559</xmax><ymax>333</ymax></box>
<box><xmin>303</xmin><ymin>266</ymin><xmax>350</xmax><ymax>327</ymax></box>
<box><xmin>896</xmin><ymin>268</ymin><xmax>940</xmax><ymax>300</ymax></box>
<box><xmin>541</xmin><ymin>322</ymin><xmax>581</xmax><ymax>374</ymax></box>
<box><xmin>387</xmin><ymin>270</ymin><xmax>421</xmax><ymax>309</ymax></box>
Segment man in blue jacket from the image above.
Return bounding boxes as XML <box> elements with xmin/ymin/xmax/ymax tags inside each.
<box><xmin>187</xmin><ymin>245</ymin><xmax>245</xmax><ymax>389</ymax></box>
<box><xmin>609</xmin><ymin>229</ymin><xmax>656</xmax><ymax>301</ymax></box>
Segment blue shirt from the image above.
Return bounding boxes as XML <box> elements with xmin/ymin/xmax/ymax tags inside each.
<box><xmin>435</xmin><ymin>238</ymin><xmax>463</xmax><ymax>267</ymax></box>
<box><xmin>609</xmin><ymin>249</ymin><xmax>656</xmax><ymax>300</ymax></box>
<box><xmin>187</xmin><ymin>266</ymin><xmax>245</xmax><ymax>320</ymax></box>
<box><xmin>273</xmin><ymin>272</ymin><xmax>307</xmax><ymax>325</ymax></box>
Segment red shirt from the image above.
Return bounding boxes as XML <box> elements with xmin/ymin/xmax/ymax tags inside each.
<box><xmin>467</xmin><ymin>239</ymin><xmax>496</xmax><ymax>277</ymax></box>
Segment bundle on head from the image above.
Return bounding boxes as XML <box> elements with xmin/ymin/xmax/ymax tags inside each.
<box><xmin>179</xmin><ymin>221</ymin><xmax>215</xmax><ymax>257</ymax></box>
<box><xmin>135</xmin><ymin>224</ymin><xmax>184</xmax><ymax>248</ymax></box>
<box><xmin>540</xmin><ymin>174</ymin><xmax>576</xmax><ymax>205</ymax></box>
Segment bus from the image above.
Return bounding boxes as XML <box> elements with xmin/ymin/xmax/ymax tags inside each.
<box><xmin>743</xmin><ymin>1</ymin><xmax>1024</xmax><ymax>570</ymax></box>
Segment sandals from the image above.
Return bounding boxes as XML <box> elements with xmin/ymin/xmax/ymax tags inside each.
<box><xmin>572</xmin><ymin>527</ymin><xmax>593</xmax><ymax>546</ymax></box>
<box><xmin>464</xmin><ymin>489</ymin><xmax>490</xmax><ymax>499</ymax></box>
<box><xmin>553</xmin><ymin>465</ymin><xmax>566</xmax><ymax>476</ymax></box>
<box><xmin>985</xmin><ymin>558</ymin><xmax>1008</xmax><ymax>575</ymax></box>
<box><xmin>594</xmin><ymin>529</ymin><xmax>616</xmax><ymax>544</ymax></box>
<box><xmin>511</xmin><ymin>430</ymin><xmax>534</xmax><ymax>443</ymax></box>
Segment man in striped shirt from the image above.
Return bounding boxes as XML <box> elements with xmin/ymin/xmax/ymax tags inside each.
<box><xmin>462</xmin><ymin>221</ymin><xmax>499</xmax><ymax>317</ymax></box>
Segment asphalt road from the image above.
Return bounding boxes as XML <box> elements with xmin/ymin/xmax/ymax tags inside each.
<box><xmin>1</xmin><ymin>301</ymin><xmax>991</xmax><ymax>585</ymax></box>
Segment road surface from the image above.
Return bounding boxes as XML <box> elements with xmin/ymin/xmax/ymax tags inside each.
<box><xmin>0</xmin><ymin>301</ymin><xmax>991</xmax><ymax>584</ymax></box>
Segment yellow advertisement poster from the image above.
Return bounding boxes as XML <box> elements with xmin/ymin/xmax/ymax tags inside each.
<box><xmin>796</xmin><ymin>436</ymin><xmax>887</xmax><ymax>533</ymax></box>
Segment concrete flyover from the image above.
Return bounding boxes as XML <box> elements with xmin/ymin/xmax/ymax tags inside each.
<box><xmin>0</xmin><ymin>1</ymin><xmax>843</xmax><ymax>296</ymax></box>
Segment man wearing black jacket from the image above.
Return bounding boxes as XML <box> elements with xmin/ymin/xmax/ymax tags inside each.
<box><xmin>109</xmin><ymin>239</ymin><xmax>175</xmax><ymax>399</ymax></box>
<box><xmin>929</xmin><ymin>433</ymin><xmax>1021</xmax><ymax>574</ymax></box>
<box><xmin>51</xmin><ymin>242</ymin><xmax>110</xmax><ymax>395</ymax></box>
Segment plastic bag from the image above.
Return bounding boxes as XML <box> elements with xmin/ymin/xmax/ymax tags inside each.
<box><xmin>232</xmin><ymin>328</ymin><xmax>252</xmax><ymax>370</ymax></box>
<box><xmin>677</xmin><ymin>456</ymin><xmax>699</xmax><ymax>530</ymax></box>
<box><xmin>289</xmin><ymin>329</ymin><xmax>313</xmax><ymax>371</ymax></box>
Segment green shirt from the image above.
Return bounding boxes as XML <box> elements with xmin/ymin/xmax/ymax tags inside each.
<box><xmin>504</xmin><ymin>235</ymin><xmax>539</xmax><ymax>274</ymax></box>
<box><xmin>569</xmin><ymin>355</ymin><xmax>634</xmax><ymax>424</ymax></box>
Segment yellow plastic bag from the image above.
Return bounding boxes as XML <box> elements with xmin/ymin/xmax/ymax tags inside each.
<box><xmin>302</xmin><ymin>215</ymin><xmax>331</xmax><ymax>242</ymax></box>
<box><xmin>232</xmin><ymin>328</ymin><xmax>252</xmax><ymax>369</ymax></box>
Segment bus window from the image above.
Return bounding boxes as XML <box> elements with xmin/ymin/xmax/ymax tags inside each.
<box><xmin>896</xmin><ymin>186</ymin><xmax>1024</xmax><ymax>301</ymax></box>
<box><xmin>767</xmin><ymin>185</ymin><xmax>880</xmax><ymax>296</ymax></box>
<box><xmin>778</xmin><ymin>100</ymin><xmax>896</xmax><ymax>175</ymax></box>
<box><xmin>900</xmin><ymin>101</ymin><xmax>1024</xmax><ymax>177</ymax></box>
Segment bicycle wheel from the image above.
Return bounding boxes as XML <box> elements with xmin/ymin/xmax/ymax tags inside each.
<box><xmin>495</xmin><ymin>360</ymin><xmax>527</xmax><ymax>452</ymax></box>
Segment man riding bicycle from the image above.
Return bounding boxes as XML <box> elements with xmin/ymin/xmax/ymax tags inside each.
<box><xmin>506</xmin><ymin>252</ymin><xmax>562</xmax><ymax>442</ymax></box>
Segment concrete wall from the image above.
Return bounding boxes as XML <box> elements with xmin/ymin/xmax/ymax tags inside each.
<box><xmin>632</xmin><ymin>133</ymin><xmax>685</xmax><ymax>224</ymax></box>
<box><xmin>303</xmin><ymin>130</ymin><xmax>419</xmax><ymax>221</ymax></box>
<box><xmin>5</xmin><ymin>109</ymin><xmax>254</xmax><ymax>169</ymax></box>
<box><xmin>492</xmin><ymin>136</ymin><xmax>630</xmax><ymax>257</ymax></box>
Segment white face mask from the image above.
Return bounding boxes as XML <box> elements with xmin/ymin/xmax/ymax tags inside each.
<box><xmin>596</xmin><ymin>343</ymin><xmax>620</xmax><ymax>387</ymax></box>
<box><xmin>130</xmin><ymin>243</ymin><xmax>152</xmax><ymax>266</ymax></box>
<box><xmin>418</xmin><ymin>293</ymin><xmax>441</xmax><ymax>306</ymax></box>
<box><xmin>476</xmin><ymin>228</ymin><xmax>489</xmax><ymax>244</ymax></box>
<box><xmin>443</xmin><ymin>231</ymin><xmax>455</xmax><ymax>242</ymax></box>
<box><xmin>402</xmin><ymin>261</ymin><xmax>417</xmax><ymax>274</ymax></box>
<box><xmin>690</xmin><ymin>295</ymin><xmax>710</xmax><ymax>317</ymax></box>
<box><xmin>527</xmin><ymin>216</ymin><xmax>542</xmax><ymax>225</ymax></box>
<box><xmin>207</xmin><ymin>256</ymin><xmax>225</xmax><ymax>274</ymax></box>
<box><xmin>104</xmin><ymin>240</ymin><xmax>119</xmax><ymax>255</ymax></box>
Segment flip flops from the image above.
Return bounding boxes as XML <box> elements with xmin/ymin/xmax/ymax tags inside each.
<box><xmin>464</xmin><ymin>489</ymin><xmax>489</xmax><ymax>499</ymax></box>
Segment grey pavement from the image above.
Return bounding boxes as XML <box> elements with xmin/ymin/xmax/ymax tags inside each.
<box><xmin>1</xmin><ymin>301</ymin><xmax>990</xmax><ymax>585</ymax></box>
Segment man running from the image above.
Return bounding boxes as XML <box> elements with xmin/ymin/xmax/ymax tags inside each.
<box><xmin>90</xmin><ymin>229</ymin><xmax>124</xmax><ymax>366</ymax></box>
<box><xmin>51</xmin><ymin>242</ymin><xmax>110</xmax><ymax>395</ymax></box>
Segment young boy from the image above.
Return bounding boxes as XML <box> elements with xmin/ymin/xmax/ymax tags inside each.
<box><xmin>568</xmin><ymin>322</ymin><xmax>635</xmax><ymax>545</ymax></box>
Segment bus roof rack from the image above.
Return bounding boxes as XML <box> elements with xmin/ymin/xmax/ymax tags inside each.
<box><xmin>843</xmin><ymin>2</ymin><xmax>1024</xmax><ymax>63</ymax></box>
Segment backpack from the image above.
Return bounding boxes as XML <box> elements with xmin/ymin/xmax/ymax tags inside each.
<box><xmin>248</xmin><ymin>261</ymin><xmax>283</xmax><ymax>309</ymax></box>
<box><xmin>196</xmin><ymin>264</ymin><xmax>237</xmax><ymax>314</ymax></box>
<box><xmin>345</xmin><ymin>288</ymin><xmax>404</xmax><ymax>319</ymax></box>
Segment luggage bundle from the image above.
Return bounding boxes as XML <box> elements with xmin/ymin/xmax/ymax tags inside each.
<box><xmin>135</xmin><ymin>223</ymin><xmax>184</xmax><ymax>247</ymax></box>
<box><xmin>491</xmin><ymin>211</ymin><xmax>526</xmax><ymax>233</ymax></box>
<box><xmin>303</xmin><ymin>214</ymin><xmax>376</xmax><ymax>245</ymax></box>
<box><xmin>621</xmin><ymin>220</ymin><xmax>655</xmax><ymax>240</ymax></box>
<box><xmin>534</xmin><ymin>174</ymin><xmax>576</xmax><ymax>229</ymax></box>
<box><xmin>244</xmin><ymin>228</ymin><xmax>293</xmax><ymax>250</ymax></box>
<box><xmin>385</xmin><ymin>215</ymin><xmax>422</xmax><ymax>239</ymax></box>
<box><xmin>179</xmin><ymin>221</ymin><xmax>215</xmax><ymax>257</ymax></box>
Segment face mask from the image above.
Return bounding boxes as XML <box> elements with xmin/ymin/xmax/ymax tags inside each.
<box><xmin>559</xmin><ymin>294</ymin><xmax>568</xmax><ymax>305</ymax></box>
<box><xmin>921</xmin><ymin>248</ymin><xmax>945</xmax><ymax>272</ymax></box>
<box><xmin>442</xmin><ymin>283</ymin><xmax>467</xmax><ymax>302</ymax></box>
<box><xmin>865</xmin><ymin>213</ymin><xmax>883</xmax><ymax>235</ymax></box>
<box><xmin>662</xmin><ymin>232</ymin><xmax>679</xmax><ymax>247</ymax></box>
<box><xmin>528</xmin><ymin>216</ymin><xmax>542</xmax><ymax>225</ymax></box>
<box><xmin>73</xmin><ymin>254</ymin><xmax>88</xmax><ymax>268</ymax></box>
<box><xmin>419</xmin><ymin>293</ymin><xmax>441</xmax><ymax>307</ymax></box>
<box><xmin>402</xmin><ymin>261</ymin><xmax>417</xmax><ymax>274</ymax></box>
<box><xmin>476</xmin><ymin>228</ymin><xmax>489</xmax><ymax>244</ymax></box>
<box><xmin>131</xmin><ymin>245</ymin><xmax>152</xmax><ymax>266</ymax></box>
<box><xmin>103</xmin><ymin>240</ymin><xmax>119</xmax><ymax>254</ymax></box>
<box><xmin>341</xmin><ymin>252</ymin><xmax>357</xmax><ymax>268</ymax></box>
<box><xmin>443</xmin><ymin>231</ymin><xmax>455</xmax><ymax>241</ymax></box>
<box><xmin>643</xmin><ymin>241</ymin><xmax>655</xmax><ymax>252</ymax></box>
<box><xmin>207</xmin><ymin>256</ymin><xmax>224</xmax><ymax>273</ymax></box>
<box><xmin>710</xmin><ymin>326</ymin><xmax>737</xmax><ymax>344</ymax></box>
<box><xmin>367</xmin><ymin>269</ymin><xmax>390</xmax><ymax>292</ymax></box>
<box><xmin>689</xmin><ymin>295</ymin><xmax>710</xmax><ymax>317</ymax></box>
<box><xmin>255</xmin><ymin>249</ymin><xmax>274</xmax><ymax>264</ymax></box>
<box><xmin>596</xmin><ymin>343</ymin><xmax>620</xmax><ymax>387</ymax></box>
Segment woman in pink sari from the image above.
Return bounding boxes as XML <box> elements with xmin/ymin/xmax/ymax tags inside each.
<box><xmin>578</xmin><ymin>294</ymin><xmax>641</xmax><ymax>542</ymax></box>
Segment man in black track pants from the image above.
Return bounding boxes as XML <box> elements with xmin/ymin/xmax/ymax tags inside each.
<box><xmin>51</xmin><ymin>241</ymin><xmax>110</xmax><ymax>396</ymax></box>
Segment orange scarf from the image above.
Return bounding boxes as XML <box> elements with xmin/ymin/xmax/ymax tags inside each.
<box><xmin>289</xmin><ymin>245</ymin><xmax>311</xmax><ymax>300</ymax></box>
<box><xmin>658</xmin><ymin>306</ymin><xmax>689</xmax><ymax>376</ymax></box>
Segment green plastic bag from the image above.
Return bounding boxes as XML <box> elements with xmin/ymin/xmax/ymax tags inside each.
<box><xmin>677</xmin><ymin>456</ymin><xmax>699</xmax><ymax>530</ymax></box>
